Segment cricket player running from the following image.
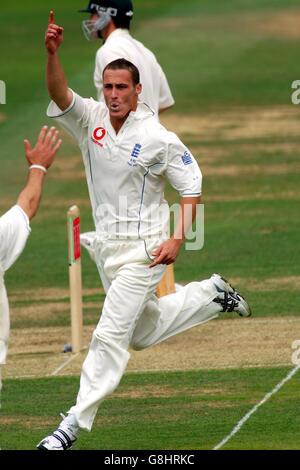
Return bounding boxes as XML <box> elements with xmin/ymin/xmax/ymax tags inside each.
<box><xmin>37</xmin><ymin>12</ymin><xmax>251</xmax><ymax>450</ymax></box>
<box><xmin>0</xmin><ymin>126</ymin><xmax>61</xmax><ymax>404</ymax></box>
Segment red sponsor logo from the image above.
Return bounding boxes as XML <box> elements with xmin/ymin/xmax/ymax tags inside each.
<box><xmin>67</xmin><ymin>216</ymin><xmax>81</xmax><ymax>262</ymax></box>
<box><xmin>91</xmin><ymin>127</ymin><xmax>106</xmax><ymax>147</ymax></box>
<box><xmin>72</xmin><ymin>216</ymin><xmax>81</xmax><ymax>261</ymax></box>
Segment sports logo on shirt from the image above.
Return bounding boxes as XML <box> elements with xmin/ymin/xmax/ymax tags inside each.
<box><xmin>181</xmin><ymin>151</ymin><xmax>193</xmax><ymax>165</ymax></box>
<box><xmin>91</xmin><ymin>127</ymin><xmax>106</xmax><ymax>147</ymax></box>
<box><xmin>128</xmin><ymin>143</ymin><xmax>142</xmax><ymax>167</ymax></box>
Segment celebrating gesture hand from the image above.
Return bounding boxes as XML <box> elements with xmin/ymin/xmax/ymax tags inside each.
<box><xmin>45</xmin><ymin>11</ymin><xmax>63</xmax><ymax>53</ymax></box>
<box><xmin>24</xmin><ymin>126</ymin><xmax>62</xmax><ymax>170</ymax></box>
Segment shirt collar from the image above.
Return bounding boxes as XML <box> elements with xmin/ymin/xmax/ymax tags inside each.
<box><xmin>103</xmin><ymin>101</ymin><xmax>155</xmax><ymax>138</ymax></box>
<box><xmin>105</xmin><ymin>28</ymin><xmax>131</xmax><ymax>43</ymax></box>
<box><xmin>131</xmin><ymin>101</ymin><xmax>155</xmax><ymax>119</ymax></box>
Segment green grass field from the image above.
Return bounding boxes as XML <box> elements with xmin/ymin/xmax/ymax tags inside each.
<box><xmin>1</xmin><ymin>0</ymin><xmax>300</xmax><ymax>451</ymax></box>
<box><xmin>1</xmin><ymin>367</ymin><xmax>300</xmax><ymax>451</ymax></box>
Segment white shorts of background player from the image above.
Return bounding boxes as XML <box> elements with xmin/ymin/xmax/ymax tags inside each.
<box><xmin>67</xmin><ymin>237</ymin><xmax>220</xmax><ymax>431</ymax></box>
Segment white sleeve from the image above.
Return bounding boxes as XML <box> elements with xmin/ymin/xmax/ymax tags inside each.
<box><xmin>46</xmin><ymin>90</ymin><xmax>96</xmax><ymax>145</ymax></box>
<box><xmin>165</xmin><ymin>133</ymin><xmax>202</xmax><ymax>197</ymax></box>
<box><xmin>158</xmin><ymin>65</ymin><xmax>175</xmax><ymax>110</ymax></box>
<box><xmin>0</xmin><ymin>205</ymin><xmax>31</xmax><ymax>272</ymax></box>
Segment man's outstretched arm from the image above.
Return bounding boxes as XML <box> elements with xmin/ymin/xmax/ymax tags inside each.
<box><xmin>45</xmin><ymin>11</ymin><xmax>73</xmax><ymax>110</ymax></box>
<box><xmin>17</xmin><ymin>126</ymin><xmax>62</xmax><ymax>220</ymax></box>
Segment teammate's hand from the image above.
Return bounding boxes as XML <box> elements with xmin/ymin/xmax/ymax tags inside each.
<box><xmin>149</xmin><ymin>238</ymin><xmax>182</xmax><ymax>268</ymax></box>
<box><xmin>45</xmin><ymin>11</ymin><xmax>64</xmax><ymax>53</ymax></box>
<box><xmin>24</xmin><ymin>126</ymin><xmax>62</xmax><ymax>170</ymax></box>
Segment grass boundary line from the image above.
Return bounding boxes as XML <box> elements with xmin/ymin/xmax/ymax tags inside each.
<box><xmin>213</xmin><ymin>364</ymin><xmax>300</xmax><ymax>450</ymax></box>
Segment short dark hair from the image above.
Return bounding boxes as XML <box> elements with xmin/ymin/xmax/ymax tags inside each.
<box><xmin>111</xmin><ymin>15</ymin><xmax>131</xmax><ymax>30</ymax></box>
<box><xmin>103</xmin><ymin>58</ymin><xmax>140</xmax><ymax>85</ymax></box>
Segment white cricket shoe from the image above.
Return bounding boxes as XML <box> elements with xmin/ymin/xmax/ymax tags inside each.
<box><xmin>211</xmin><ymin>273</ymin><xmax>252</xmax><ymax>317</ymax></box>
<box><xmin>37</xmin><ymin>413</ymin><xmax>81</xmax><ymax>450</ymax></box>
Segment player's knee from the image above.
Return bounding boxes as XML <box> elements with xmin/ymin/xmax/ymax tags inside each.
<box><xmin>93</xmin><ymin>329</ymin><xmax>131</xmax><ymax>358</ymax></box>
<box><xmin>129</xmin><ymin>338</ymin><xmax>146</xmax><ymax>351</ymax></box>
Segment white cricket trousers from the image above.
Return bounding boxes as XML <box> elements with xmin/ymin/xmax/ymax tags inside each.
<box><xmin>68</xmin><ymin>238</ymin><xmax>221</xmax><ymax>431</ymax></box>
<box><xmin>0</xmin><ymin>268</ymin><xmax>9</xmax><ymax>366</ymax></box>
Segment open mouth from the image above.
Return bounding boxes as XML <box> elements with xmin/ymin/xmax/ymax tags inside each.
<box><xmin>110</xmin><ymin>103</ymin><xmax>120</xmax><ymax>112</ymax></box>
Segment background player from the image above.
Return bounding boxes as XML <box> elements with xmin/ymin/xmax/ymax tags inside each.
<box><xmin>79</xmin><ymin>0</ymin><xmax>175</xmax><ymax>116</ymax></box>
<box><xmin>0</xmin><ymin>126</ymin><xmax>61</xmax><ymax>404</ymax></box>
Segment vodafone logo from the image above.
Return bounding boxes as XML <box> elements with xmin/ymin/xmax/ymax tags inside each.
<box><xmin>91</xmin><ymin>127</ymin><xmax>106</xmax><ymax>147</ymax></box>
<box><xmin>93</xmin><ymin>127</ymin><xmax>106</xmax><ymax>140</ymax></box>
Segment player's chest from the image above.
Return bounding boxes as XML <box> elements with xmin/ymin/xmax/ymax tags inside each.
<box><xmin>88</xmin><ymin>122</ymin><xmax>158</xmax><ymax>171</ymax></box>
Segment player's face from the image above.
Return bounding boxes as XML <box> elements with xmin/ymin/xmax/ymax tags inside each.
<box><xmin>103</xmin><ymin>69</ymin><xmax>142</xmax><ymax>126</ymax></box>
<box><xmin>89</xmin><ymin>12</ymin><xmax>99</xmax><ymax>39</ymax></box>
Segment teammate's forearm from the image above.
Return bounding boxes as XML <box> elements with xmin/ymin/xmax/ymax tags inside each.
<box><xmin>46</xmin><ymin>51</ymin><xmax>72</xmax><ymax>110</ymax></box>
<box><xmin>16</xmin><ymin>170</ymin><xmax>45</xmax><ymax>220</ymax></box>
<box><xmin>171</xmin><ymin>196</ymin><xmax>201</xmax><ymax>244</ymax></box>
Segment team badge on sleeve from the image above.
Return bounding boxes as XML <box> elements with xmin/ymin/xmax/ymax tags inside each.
<box><xmin>181</xmin><ymin>151</ymin><xmax>193</xmax><ymax>165</ymax></box>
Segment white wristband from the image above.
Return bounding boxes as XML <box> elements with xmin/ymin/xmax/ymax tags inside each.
<box><xmin>29</xmin><ymin>165</ymin><xmax>47</xmax><ymax>173</ymax></box>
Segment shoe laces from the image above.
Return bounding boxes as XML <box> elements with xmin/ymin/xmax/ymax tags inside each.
<box><xmin>213</xmin><ymin>291</ymin><xmax>239</xmax><ymax>312</ymax></box>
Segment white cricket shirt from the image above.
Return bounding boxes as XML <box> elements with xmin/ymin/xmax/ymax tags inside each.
<box><xmin>0</xmin><ymin>205</ymin><xmax>31</xmax><ymax>361</ymax></box>
<box><xmin>0</xmin><ymin>205</ymin><xmax>31</xmax><ymax>272</ymax></box>
<box><xmin>93</xmin><ymin>29</ymin><xmax>175</xmax><ymax>115</ymax></box>
<box><xmin>47</xmin><ymin>91</ymin><xmax>202</xmax><ymax>240</ymax></box>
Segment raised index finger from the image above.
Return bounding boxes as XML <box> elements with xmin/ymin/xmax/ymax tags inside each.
<box><xmin>48</xmin><ymin>10</ymin><xmax>54</xmax><ymax>25</ymax></box>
